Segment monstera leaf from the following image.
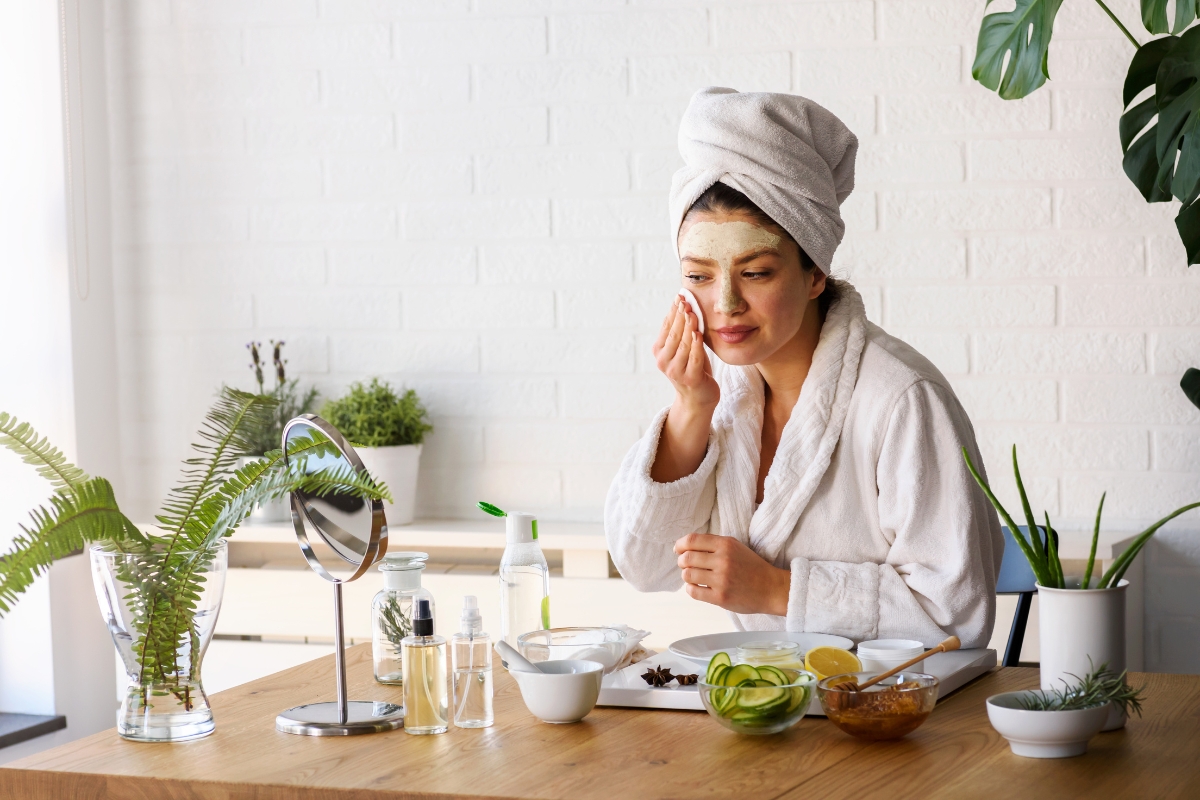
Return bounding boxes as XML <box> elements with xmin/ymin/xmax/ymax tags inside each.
<box><xmin>973</xmin><ymin>0</ymin><xmax>1066</xmax><ymax>100</ymax></box>
<box><xmin>1120</xmin><ymin>29</ymin><xmax>1200</xmax><ymax>264</ymax></box>
<box><xmin>1142</xmin><ymin>0</ymin><xmax>1199</xmax><ymax>35</ymax></box>
<box><xmin>1182</xmin><ymin>367</ymin><xmax>1200</xmax><ymax>409</ymax></box>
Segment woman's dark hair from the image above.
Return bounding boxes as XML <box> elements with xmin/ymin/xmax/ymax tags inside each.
<box><xmin>685</xmin><ymin>182</ymin><xmax>842</xmax><ymax>316</ymax></box>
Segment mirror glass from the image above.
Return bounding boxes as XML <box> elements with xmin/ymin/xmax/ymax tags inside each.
<box><xmin>283</xmin><ymin>415</ymin><xmax>385</xmax><ymax>579</ymax></box>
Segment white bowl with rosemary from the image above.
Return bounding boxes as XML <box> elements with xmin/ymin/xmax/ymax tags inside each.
<box><xmin>986</xmin><ymin>664</ymin><xmax>1144</xmax><ymax>758</ymax></box>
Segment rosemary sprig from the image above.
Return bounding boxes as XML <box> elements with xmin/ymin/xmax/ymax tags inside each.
<box><xmin>379</xmin><ymin>596</ymin><xmax>411</xmax><ymax>647</ymax></box>
<box><xmin>1017</xmin><ymin>661</ymin><xmax>1144</xmax><ymax>718</ymax></box>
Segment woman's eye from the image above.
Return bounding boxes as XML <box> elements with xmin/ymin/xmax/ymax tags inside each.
<box><xmin>684</xmin><ymin>274</ymin><xmax>708</xmax><ymax>283</ymax></box>
<box><xmin>743</xmin><ymin>271</ymin><xmax>771</xmax><ymax>279</ymax></box>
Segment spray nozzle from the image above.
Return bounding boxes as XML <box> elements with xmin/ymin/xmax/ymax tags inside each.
<box><xmin>460</xmin><ymin>595</ymin><xmax>483</xmax><ymax>635</ymax></box>
<box><xmin>413</xmin><ymin>597</ymin><xmax>434</xmax><ymax>637</ymax></box>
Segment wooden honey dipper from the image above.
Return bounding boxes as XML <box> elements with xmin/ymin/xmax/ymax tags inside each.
<box><xmin>832</xmin><ymin>636</ymin><xmax>960</xmax><ymax>692</ymax></box>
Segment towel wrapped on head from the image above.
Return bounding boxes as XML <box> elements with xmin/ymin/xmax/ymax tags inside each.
<box><xmin>669</xmin><ymin>87</ymin><xmax>859</xmax><ymax>274</ymax></box>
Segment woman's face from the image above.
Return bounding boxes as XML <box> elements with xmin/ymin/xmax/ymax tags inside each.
<box><xmin>678</xmin><ymin>210</ymin><xmax>824</xmax><ymax>366</ymax></box>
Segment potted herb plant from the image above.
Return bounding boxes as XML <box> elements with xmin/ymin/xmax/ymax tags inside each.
<box><xmin>321</xmin><ymin>378</ymin><xmax>432</xmax><ymax>526</ymax></box>
<box><xmin>964</xmin><ymin>446</ymin><xmax>1199</xmax><ymax>730</ymax></box>
<box><xmin>239</xmin><ymin>340</ymin><xmax>320</xmax><ymax>523</ymax></box>
<box><xmin>0</xmin><ymin>388</ymin><xmax>388</xmax><ymax>742</ymax></box>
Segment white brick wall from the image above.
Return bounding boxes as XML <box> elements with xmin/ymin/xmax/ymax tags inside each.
<box><xmin>104</xmin><ymin>0</ymin><xmax>1200</xmax><ymax>670</ymax></box>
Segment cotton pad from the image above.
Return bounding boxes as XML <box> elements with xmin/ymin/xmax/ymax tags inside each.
<box><xmin>677</xmin><ymin>288</ymin><xmax>705</xmax><ymax>333</ymax></box>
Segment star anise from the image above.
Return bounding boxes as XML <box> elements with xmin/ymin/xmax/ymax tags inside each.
<box><xmin>641</xmin><ymin>665</ymin><xmax>675</xmax><ymax>687</ymax></box>
<box><xmin>674</xmin><ymin>673</ymin><xmax>698</xmax><ymax>686</ymax></box>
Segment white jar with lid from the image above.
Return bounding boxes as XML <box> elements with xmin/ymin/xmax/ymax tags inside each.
<box><xmin>856</xmin><ymin>639</ymin><xmax>925</xmax><ymax>673</ymax></box>
<box><xmin>372</xmin><ymin>552</ymin><xmax>435</xmax><ymax>685</ymax></box>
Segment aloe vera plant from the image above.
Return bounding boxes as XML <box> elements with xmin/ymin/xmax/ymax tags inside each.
<box><xmin>963</xmin><ymin>446</ymin><xmax>1200</xmax><ymax>589</ymax></box>
<box><xmin>0</xmin><ymin>387</ymin><xmax>391</xmax><ymax>690</ymax></box>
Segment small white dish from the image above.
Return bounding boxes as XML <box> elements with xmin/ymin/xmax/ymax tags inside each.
<box><xmin>511</xmin><ymin>659</ymin><xmax>604</xmax><ymax>724</ymax></box>
<box><xmin>669</xmin><ymin>631</ymin><xmax>853</xmax><ymax>667</ymax></box>
<box><xmin>986</xmin><ymin>691</ymin><xmax>1109</xmax><ymax>758</ymax></box>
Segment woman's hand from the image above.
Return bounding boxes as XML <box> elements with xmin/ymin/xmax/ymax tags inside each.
<box><xmin>649</xmin><ymin>299</ymin><xmax>720</xmax><ymax>483</ymax></box>
<box><xmin>674</xmin><ymin>533</ymin><xmax>790</xmax><ymax>617</ymax></box>
<box><xmin>653</xmin><ymin>298</ymin><xmax>719</xmax><ymax>412</ymax></box>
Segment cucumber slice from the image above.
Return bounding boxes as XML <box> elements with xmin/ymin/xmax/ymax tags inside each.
<box><xmin>710</xmin><ymin>665</ymin><xmax>730</xmax><ymax>686</ymax></box>
<box><xmin>723</xmin><ymin>664</ymin><xmax>760</xmax><ymax>687</ymax></box>
<box><xmin>757</xmin><ymin>666</ymin><xmax>787</xmax><ymax>686</ymax></box>
<box><xmin>706</xmin><ymin>651</ymin><xmax>731</xmax><ymax>683</ymax></box>
<box><xmin>784</xmin><ymin>685</ymin><xmax>809</xmax><ymax>713</ymax></box>
<box><xmin>751</xmin><ymin>679</ymin><xmax>775</xmax><ymax>688</ymax></box>
<box><xmin>736</xmin><ymin>686</ymin><xmax>787</xmax><ymax>709</ymax></box>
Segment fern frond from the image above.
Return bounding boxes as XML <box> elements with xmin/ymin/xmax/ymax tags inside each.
<box><xmin>0</xmin><ymin>477</ymin><xmax>143</xmax><ymax>616</ymax></box>
<box><xmin>154</xmin><ymin>387</ymin><xmax>277</xmax><ymax>547</ymax></box>
<box><xmin>0</xmin><ymin>412</ymin><xmax>89</xmax><ymax>491</ymax></box>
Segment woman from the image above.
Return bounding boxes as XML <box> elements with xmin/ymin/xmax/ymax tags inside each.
<box><xmin>605</xmin><ymin>88</ymin><xmax>1003</xmax><ymax>648</ymax></box>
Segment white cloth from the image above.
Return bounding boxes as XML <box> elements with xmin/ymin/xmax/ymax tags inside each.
<box><xmin>604</xmin><ymin>284</ymin><xmax>1004</xmax><ymax>649</ymax></box>
<box><xmin>669</xmin><ymin>87</ymin><xmax>859</xmax><ymax>273</ymax></box>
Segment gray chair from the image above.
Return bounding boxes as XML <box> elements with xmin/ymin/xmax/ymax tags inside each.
<box><xmin>996</xmin><ymin>526</ymin><xmax>1054</xmax><ymax>667</ymax></box>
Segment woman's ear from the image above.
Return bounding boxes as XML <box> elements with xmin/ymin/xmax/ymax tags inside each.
<box><xmin>808</xmin><ymin>268</ymin><xmax>827</xmax><ymax>300</ymax></box>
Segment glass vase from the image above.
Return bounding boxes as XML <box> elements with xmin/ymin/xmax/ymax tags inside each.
<box><xmin>90</xmin><ymin>539</ymin><xmax>227</xmax><ymax>742</ymax></box>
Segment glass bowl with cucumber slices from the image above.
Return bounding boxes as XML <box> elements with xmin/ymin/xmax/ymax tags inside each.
<box><xmin>699</xmin><ymin>651</ymin><xmax>816</xmax><ymax>735</ymax></box>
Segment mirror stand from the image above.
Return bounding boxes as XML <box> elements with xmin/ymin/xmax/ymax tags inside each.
<box><xmin>274</xmin><ymin>416</ymin><xmax>405</xmax><ymax>737</ymax></box>
<box><xmin>275</xmin><ymin>582</ymin><xmax>404</xmax><ymax>736</ymax></box>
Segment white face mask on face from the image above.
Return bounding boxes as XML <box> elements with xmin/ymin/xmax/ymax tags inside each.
<box><xmin>679</xmin><ymin>221</ymin><xmax>782</xmax><ymax>314</ymax></box>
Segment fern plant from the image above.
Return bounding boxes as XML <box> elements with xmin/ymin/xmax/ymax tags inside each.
<box><xmin>0</xmin><ymin>387</ymin><xmax>391</xmax><ymax>698</ymax></box>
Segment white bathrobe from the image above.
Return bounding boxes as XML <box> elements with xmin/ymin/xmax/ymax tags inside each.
<box><xmin>604</xmin><ymin>284</ymin><xmax>1004</xmax><ymax>649</ymax></box>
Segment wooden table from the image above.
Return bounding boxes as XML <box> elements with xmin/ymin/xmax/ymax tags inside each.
<box><xmin>3</xmin><ymin>644</ymin><xmax>1197</xmax><ymax>799</ymax></box>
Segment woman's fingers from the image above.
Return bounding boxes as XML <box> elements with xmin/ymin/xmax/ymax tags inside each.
<box><xmin>685</xmin><ymin>328</ymin><xmax>707</xmax><ymax>378</ymax></box>
<box><xmin>677</xmin><ymin>548</ymin><xmax>718</xmax><ymax>571</ymax></box>
<box><xmin>667</xmin><ymin>310</ymin><xmax>696</xmax><ymax>376</ymax></box>
<box><xmin>652</xmin><ymin>299</ymin><xmax>680</xmax><ymax>354</ymax></box>
<box><xmin>674</xmin><ymin>532</ymin><xmax>722</xmax><ymax>554</ymax></box>
<box><xmin>657</xmin><ymin>302</ymin><xmax>688</xmax><ymax>370</ymax></box>
<box><xmin>680</xmin><ymin>567</ymin><xmax>712</xmax><ymax>587</ymax></box>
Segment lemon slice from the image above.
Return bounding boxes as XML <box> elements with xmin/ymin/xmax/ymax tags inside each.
<box><xmin>804</xmin><ymin>646</ymin><xmax>861</xmax><ymax>681</ymax></box>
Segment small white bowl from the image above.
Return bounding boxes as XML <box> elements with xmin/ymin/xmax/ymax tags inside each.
<box><xmin>510</xmin><ymin>659</ymin><xmax>604</xmax><ymax>724</ymax></box>
<box><xmin>986</xmin><ymin>691</ymin><xmax>1109</xmax><ymax>758</ymax></box>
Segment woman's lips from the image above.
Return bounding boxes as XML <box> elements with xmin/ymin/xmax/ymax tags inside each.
<box><xmin>713</xmin><ymin>326</ymin><xmax>757</xmax><ymax>344</ymax></box>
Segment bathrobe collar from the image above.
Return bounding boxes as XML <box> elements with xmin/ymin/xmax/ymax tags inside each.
<box><xmin>711</xmin><ymin>283</ymin><xmax>868</xmax><ymax>563</ymax></box>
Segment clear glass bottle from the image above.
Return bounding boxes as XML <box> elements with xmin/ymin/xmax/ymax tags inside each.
<box><xmin>401</xmin><ymin>598</ymin><xmax>448</xmax><ymax>735</ymax></box>
<box><xmin>451</xmin><ymin>595</ymin><xmax>494</xmax><ymax>728</ymax></box>
<box><xmin>499</xmin><ymin>512</ymin><xmax>550</xmax><ymax>654</ymax></box>
<box><xmin>372</xmin><ymin>552</ymin><xmax>434</xmax><ymax>685</ymax></box>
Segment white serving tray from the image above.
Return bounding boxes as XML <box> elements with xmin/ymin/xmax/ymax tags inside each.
<box><xmin>596</xmin><ymin>648</ymin><xmax>998</xmax><ymax>715</ymax></box>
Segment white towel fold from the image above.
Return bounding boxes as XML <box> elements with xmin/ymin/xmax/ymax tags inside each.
<box><xmin>668</xmin><ymin>87</ymin><xmax>859</xmax><ymax>273</ymax></box>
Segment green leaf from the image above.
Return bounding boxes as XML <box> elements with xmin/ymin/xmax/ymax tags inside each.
<box><xmin>961</xmin><ymin>448</ymin><xmax>1054</xmax><ymax>587</ymax></box>
<box><xmin>0</xmin><ymin>412</ymin><xmax>89</xmax><ymax>492</ymax></box>
<box><xmin>477</xmin><ymin>501</ymin><xmax>507</xmax><ymax>517</ymax></box>
<box><xmin>0</xmin><ymin>477</ymin><xmax>142</xmax><ymax>615</ymax></box>
<box><xmin>1182</xmin><ymin>367</ymin><xmax>1200</xmax><ymax>409</ymax></box>
<box><xmin>1141</xmin><ymin>0</ymin><xmax>1199</xmax><ymax>35</ymax></box>
<box><xmin>972</xmin><ymin>0</ymin><xmax>1066</xmax><ymax>100</ymax></box>
<box><xmin>1120</xmin><ymin>32</ymin><xmax>1200</xmax><ymax>264</ymax></box>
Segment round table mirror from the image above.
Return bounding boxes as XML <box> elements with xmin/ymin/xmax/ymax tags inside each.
<box><xmin>274</xmin><ymin>414</ymin><xmax>405</xmax><ymax>736</ymax></box>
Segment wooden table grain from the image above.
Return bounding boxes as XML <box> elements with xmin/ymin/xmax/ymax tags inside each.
<box><xmin>3</xmin><ymin>644</ymin><xmax>1197</xmax><ymax>799</ymax></box>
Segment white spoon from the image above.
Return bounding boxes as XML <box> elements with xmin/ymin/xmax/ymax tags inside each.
<box><xmin>495</xmin><ymin>640</ymin><xmax>540</xmax><ymax>673</ymax></box>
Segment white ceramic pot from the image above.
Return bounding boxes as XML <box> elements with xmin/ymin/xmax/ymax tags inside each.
<box><xmin>1038</xmin><ymin>580</ymin><xmax>1128</xmax><ymax>731</ymax></box>
<box><xmin>986</xmin><ymin>691</ymin><xmax>1109</xmax><ymax>758</ymax></box>
<box><xmin>355</xmin><ymin>444</ymin><xmax>422</xmax><ymax>527</ymax></box>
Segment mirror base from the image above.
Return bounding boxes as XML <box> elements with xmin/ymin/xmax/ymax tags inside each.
<box><xmin>276</xmin><ymin>701</ymin><xmax>404</xmax><ymax>736</ymax></box>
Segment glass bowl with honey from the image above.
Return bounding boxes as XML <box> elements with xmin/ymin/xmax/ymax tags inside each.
<box><xmin>816</xmin><ymin>672</ymin><xmax>938</xmax><ymax>740</ymax></box>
